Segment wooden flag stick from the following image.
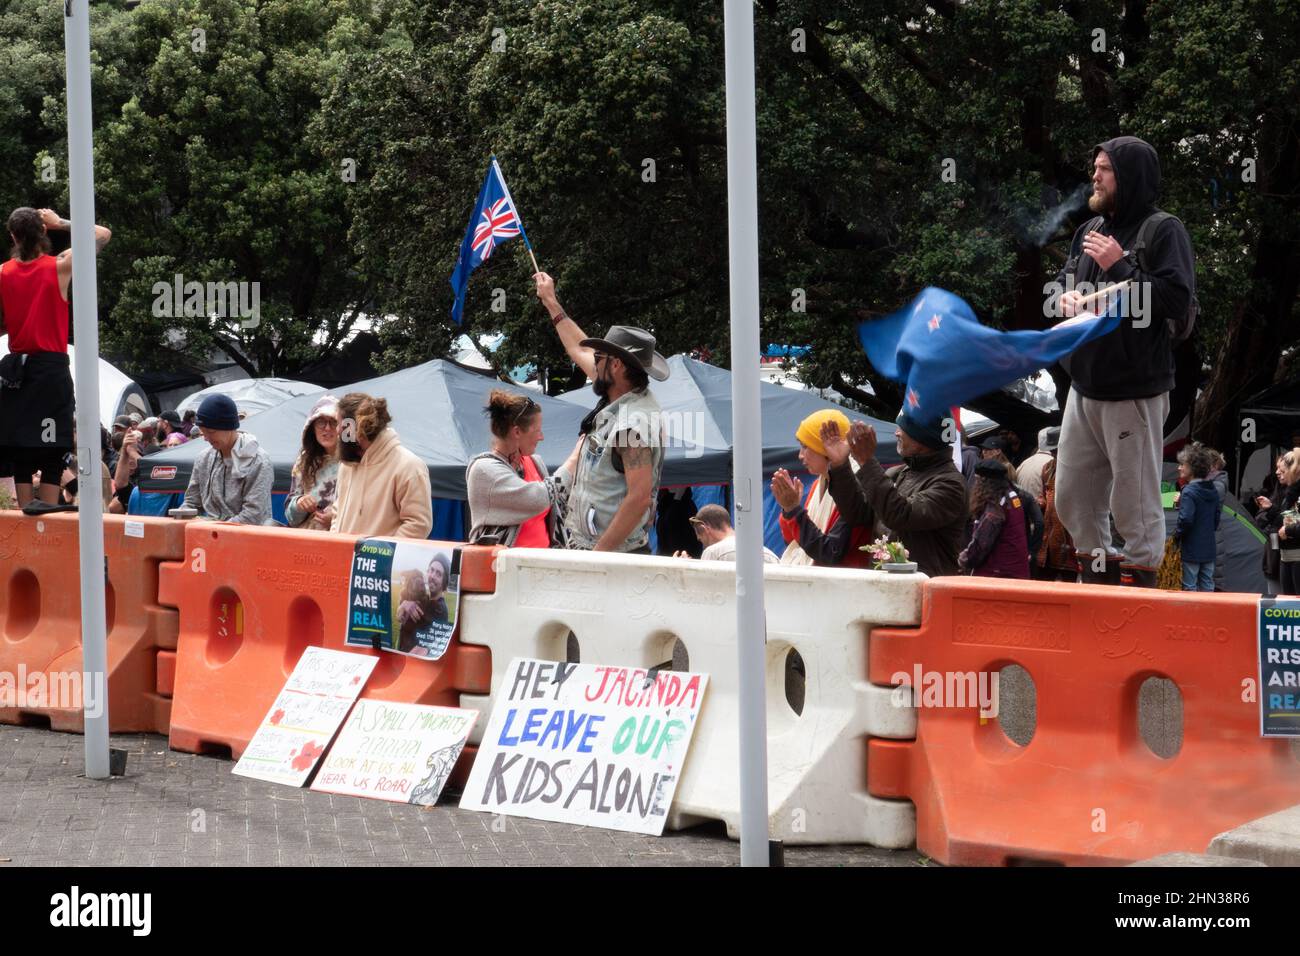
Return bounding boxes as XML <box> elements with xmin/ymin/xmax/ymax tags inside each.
<box><xmin>1075</xmin><ymin>279</ymin><xmax>1132</xmax><ymax>308</ymax></box>
<box><xmin>527</xmin><ymin>247</ymin><xmax>540</xmax><ymax>276</ymax></box>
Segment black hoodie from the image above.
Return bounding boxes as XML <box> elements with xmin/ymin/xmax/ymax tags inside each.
<box><xmin>1057</xmin><ymin>136</ymin><xmax>1196</xmax><ymax>400</ymax></box>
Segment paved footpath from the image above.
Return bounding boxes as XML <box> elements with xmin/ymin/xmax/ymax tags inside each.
<box><xmin>0</xmin><ymin>726</ymin><xmax>924</xmax><ymax>867</ymax></box>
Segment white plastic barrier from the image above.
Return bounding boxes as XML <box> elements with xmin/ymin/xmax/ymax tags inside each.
<box><xmin>458</xmin><ymin>549</ymin><xmax>923</xmax><ymax>846</ymax></box>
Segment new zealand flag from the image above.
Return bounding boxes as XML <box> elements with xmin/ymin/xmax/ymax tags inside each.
<box><xmin>858</xmin><ymin>286</ymin><xmax>1123</xmax><ymax>424</ymax></box>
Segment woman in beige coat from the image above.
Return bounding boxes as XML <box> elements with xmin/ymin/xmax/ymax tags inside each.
<box><xmin>330</xmin><ymin>393</ymin><xmax>432</xmax><ymax>539</ymax></box>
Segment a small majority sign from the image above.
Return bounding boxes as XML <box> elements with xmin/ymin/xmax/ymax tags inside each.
<box><xmin>311</xmin><ymin>701</ymin><xmax>477</xmax><ymax>806</ymax></box>
<box><xmin>461</xmin><ymin>658</ymin><xmax>708</xmax><ymax>835</ymax></box>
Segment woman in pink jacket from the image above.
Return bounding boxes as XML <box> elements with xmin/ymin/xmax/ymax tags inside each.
<box><xmin>330</xmin><ymin>392</ymin><xmax>432</xmax><ymax>539</ymax></box>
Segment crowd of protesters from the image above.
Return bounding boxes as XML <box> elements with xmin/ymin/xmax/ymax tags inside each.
<box><xmin>0</xmin><ymin>193</ymin><xmax>1279</xmax><ymax>595</ymax></box>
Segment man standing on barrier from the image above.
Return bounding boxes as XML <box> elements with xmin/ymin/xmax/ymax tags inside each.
<box><xmin>534</xmin><ymin>272</ymin><xmax>666</xmax><ymax>553</ymax></box>
<box><xmin>1051</xmin><ymin>136</ymin><xmax>1197</xmax><ymax>587</ymax></box>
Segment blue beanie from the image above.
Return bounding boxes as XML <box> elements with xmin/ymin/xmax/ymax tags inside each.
<box><xmin>196</xmin><ymin>394</ymin><xmax>241</xmax><ymax>431</ymax></box>
<box><xmin>895</xmin><ymin>411</ymin><xmax>949</xmax><ymax>449</ymax></box>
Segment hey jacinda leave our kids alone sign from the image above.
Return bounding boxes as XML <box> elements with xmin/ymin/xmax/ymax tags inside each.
<box><xmin>461</xmin><ymin>658</ymin><xmax>708</xmax><ymax>835</ymax></box>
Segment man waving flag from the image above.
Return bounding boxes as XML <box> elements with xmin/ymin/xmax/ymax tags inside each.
<box><xmin>857</xmin><ymin>286</ymin><xmax>1126</xmax><ymax>425</ymax></box>
<box><xmin>449</xmin><ymin>156</ymin><xmax>534</xmax><ymax>325</ymax></box>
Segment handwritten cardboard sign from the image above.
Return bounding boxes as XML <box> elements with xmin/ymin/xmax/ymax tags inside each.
<box><xmin>311</xmin><ymin>701</ymin><xmax>477</xmax><ymax>805</ymax></box>
<box><xmin>233</xmin><ymin>647</ymin><xmax>377</xmax><ymax>787</ymax></box>
<box><xmin>461</xmin><ymin>658</ymin><xmax>708</xmax><ymax>835</ymax></box>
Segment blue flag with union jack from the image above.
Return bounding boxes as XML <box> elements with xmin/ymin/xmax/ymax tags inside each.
<box><xmin>449</xmin><ymin>156</ymin><xmax>532</xmax><ymax>325</ymax></box>
<box><xmin>857</xmin><ymin>286</ymin><xmax>1123</xmax><ymax>424</ymax></box>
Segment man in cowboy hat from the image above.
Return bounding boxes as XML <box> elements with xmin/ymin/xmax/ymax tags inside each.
<box><xmin>534</xmin><ymin>272</ymin><xmax>666</xmax><ymax>552</ymax></box>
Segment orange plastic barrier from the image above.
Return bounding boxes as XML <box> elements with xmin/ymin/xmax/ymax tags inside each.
<box><xmin>0</xmin><ymin>511</ymin><xmax>182</xmax><ymax>734</ymax></box>
<box><xmin>866</xmin><ymin>577</ymin><xmax>1300</xmax><ymax>865</ymax></box>
<box><xmin>159</xmin><ymin>522</ymin><xmax>495</xmax><ymax>760</ymax></box>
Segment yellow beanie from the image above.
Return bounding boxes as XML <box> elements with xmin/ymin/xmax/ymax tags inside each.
<box><xmin>795</xmin><ymin>409</ymin><xmax>851</xmax><ymax>457</ymax></box>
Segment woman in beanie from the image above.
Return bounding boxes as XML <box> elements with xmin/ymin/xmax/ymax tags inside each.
<box><xmin>182</xmin><ymin>393</ymin><xmax>275</xmax><ymax>525</ymax></box>
<box><xmin>820</xmin><ymin>410</ymin><xmax>968</xmax><ymax>576</ymax></box>
<box><xmin>0</xmin><ymin>207</ymin><xmax>110</xmax><ymax>506</ymax></box>
<box><xmin>285</xmin><ymin>396</ymin><xmax>341</xmax><ymax>532</ymax></box>
<box><xmin>330</xmin><ymin>392</ymin><xmax>431</xmax><ymax>539</ymax></box>
<box><xmin>771</xmin><ymin>409</ymin><xmax>873</xmax><ymax>568</ymax></box>
<box><xmin>959</xmin><ymin>459</ymin><xmax>1030</xmax><ymax>578</ymax></box>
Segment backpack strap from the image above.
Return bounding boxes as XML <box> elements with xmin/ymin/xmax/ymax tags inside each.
<box><xmin>1130</xmin><ymin>210</ymin><xmax>1199</xmax><ymax>343</ymax></box>
<box><xmin>1131</xmin><ymin>210</ymin><xmax>1176</xmax><ymax>271</ymax></box>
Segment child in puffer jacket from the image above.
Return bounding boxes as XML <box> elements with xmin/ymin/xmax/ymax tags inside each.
<box><xmin>1174</xmin><ymin>444</ymin><xmax>1221</xmax><ymax>591</ymax></box>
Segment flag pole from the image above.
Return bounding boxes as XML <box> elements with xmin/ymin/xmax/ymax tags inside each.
<box><xmin>490</xmin><ymin>155</ymin><xmax>541</xmax><ymax>277</ymax></box>
<box><xmin>1075</xmin><ymin>279</ymin><xmax>1133</xmax><ymax>308</ymax></box>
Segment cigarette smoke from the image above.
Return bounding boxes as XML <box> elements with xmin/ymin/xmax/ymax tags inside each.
<box><xmin>1010</xmin><ymin>183</ymin><xmax>1092</xmax><ymax>248</ymax></box>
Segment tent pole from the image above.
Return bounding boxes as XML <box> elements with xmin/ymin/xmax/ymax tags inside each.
<box><xmin>722</xmin><ymin>0</ymin><xmax>769</xmax><ymax>866</ymax></box>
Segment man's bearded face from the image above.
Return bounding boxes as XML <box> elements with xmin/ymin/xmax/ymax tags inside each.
<box><xmin>1088</xmin><ymin>151</ymin><xmax>1117</xmax><ymax>215</ymax></box>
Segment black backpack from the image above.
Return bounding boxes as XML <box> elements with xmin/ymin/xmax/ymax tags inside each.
<box><xmin>1064</xmin><ymin>211</ymin><xmax>1199</xmax><ymax>344</ymax></box>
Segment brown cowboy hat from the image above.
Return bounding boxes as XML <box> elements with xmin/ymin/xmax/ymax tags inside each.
<box><xmin>580</xmin><ymin>325</ymin><xmax>670</xmax><ymax>382</ymax></box>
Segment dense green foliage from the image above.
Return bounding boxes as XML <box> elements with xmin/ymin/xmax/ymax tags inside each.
<box><xmin>2</xmin><ymin>0</ymin><xmax>1296</xmax><ymax>446</ymax></box>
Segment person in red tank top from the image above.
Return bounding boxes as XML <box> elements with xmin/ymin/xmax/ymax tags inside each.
<box><xmin>0</xmin><ymin>207</ymin><xmax>110</xmax><ymax>505</ymax></box>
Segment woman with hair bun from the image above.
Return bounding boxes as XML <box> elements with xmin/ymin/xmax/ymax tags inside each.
<box><xmin>465</xmin><ymin>389</ymin><xmax>579</xmax><ymax>547</ymax></box>
<box><xmin>329</xmin><ymin>392</ymin><xmax>432</xmax><ymax>538</ymax></box>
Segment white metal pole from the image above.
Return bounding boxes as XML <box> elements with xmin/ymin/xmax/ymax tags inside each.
<box><xmin>63</xmin><ymin>0</ymin><xmax>110</xmax><ymax>779</ymax></box>
<box><xmin>722</xmin><ymin>0</ymin><xmax>769</xmax><ymax>866</ymax></box>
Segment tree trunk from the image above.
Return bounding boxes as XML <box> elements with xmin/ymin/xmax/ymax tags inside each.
<box><xmin>1193</xmin><ymin>112</ymin><xmax>1300</xmax><ymax>469</ymax></box>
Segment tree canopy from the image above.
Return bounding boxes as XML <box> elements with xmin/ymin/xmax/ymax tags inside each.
<box><xmin>1</xmin><ymin>0</ymin><xmax>1296</xmax><ymax>452</ymax></box>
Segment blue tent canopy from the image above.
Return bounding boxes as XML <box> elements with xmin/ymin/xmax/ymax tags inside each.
<box><xmin>138</xmin><ymin>359</ymin><xmax>589</xmax><ymax>499</ymax></box>
<box><xmin>559</xmin><ymin>353</ymin><xmax>900</xmax><ymax>483</ymax></box>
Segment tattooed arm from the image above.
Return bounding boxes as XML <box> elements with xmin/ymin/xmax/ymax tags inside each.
<box><xmin>593</xmin><ymin>434</ymin><xmax>656</xmax><ymax>552</ymax></box>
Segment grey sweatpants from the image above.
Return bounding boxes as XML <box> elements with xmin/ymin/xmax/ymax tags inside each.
<box><xmin>1056</xmin><ymin>387</ymin><xmax>1169</xmax><ymax>569</ymax></box>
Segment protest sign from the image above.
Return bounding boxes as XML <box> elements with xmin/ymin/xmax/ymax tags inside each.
<box><xmin>233</xmin><ymin>647</ymin><xmax>377</xmax><ymax>786</ymax></box>
<box><xmin>1258</xmin><ymin>597</ymin><xmax>1300</xmax><ymax>737</ymax></box>
<box><xmin>311</xmin><ymin>701</ymin><xmax>477</xmax><ymax>806</ymax></box>
<box><xmin>460</xmin><ymin>658</ymin><xmax>708</xmax><ymax>835</ymax></box>
<box><xmin>345</xmin><ymin>538</ymin><xmax>460</xmax><ymax>659</ymax></box>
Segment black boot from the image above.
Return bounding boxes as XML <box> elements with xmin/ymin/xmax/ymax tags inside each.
<box><xmin>1120</xmin><ymin>565</ymin><xmax>1158</xmax><ymax>588</ymax></box>
<box><xmin>1077</xmin><ymin>552</ymin><xmax>1122</xmax><ymax>585</ymax></box>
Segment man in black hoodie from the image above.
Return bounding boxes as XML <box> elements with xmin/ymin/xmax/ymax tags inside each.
<box><xmin>1052</xmin><ymin>136</ymin><xmax>1196</xmax><ymax>587</ymax></box>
